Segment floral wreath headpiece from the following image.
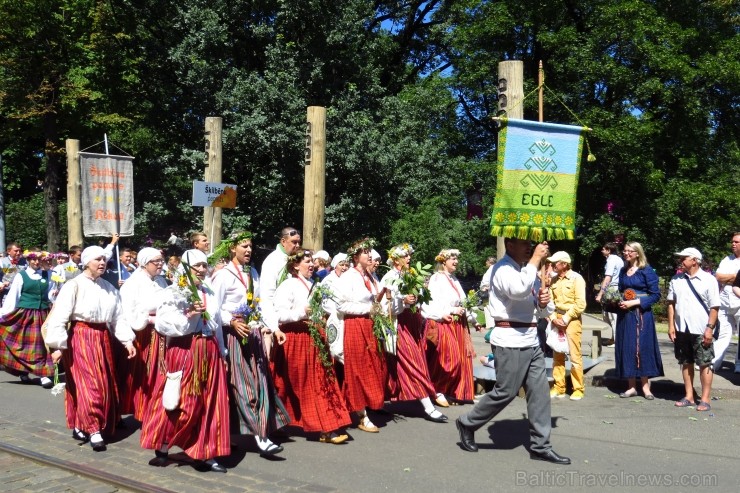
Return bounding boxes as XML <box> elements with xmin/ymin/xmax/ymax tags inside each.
<box><xmin>287</xmin><ymin>249</ymin><xmax>312</xmax><ymax>265</ymax></box>
<box><xmin>24</xmin><ymin>250</ymin><xmax>50</xmax><ymax>260</ymax></box>
<box><xmin>208</xmin><ymin>230</ymin><xmax>253</xmax><ymax>265</ymax></box>
<box><xmin>388</xmin><ymin>243</ymin><xmax>414</xmax><ymax>260</ymax></box>
<box><xmin>346</xmin><ymin>237</ymin><xmax>376</xmax><ymax>257</ymax></box>
<box><xmin>434</xmin><ymin>249</ymin><xmax>460</xmax><ymax>263</ymax></box>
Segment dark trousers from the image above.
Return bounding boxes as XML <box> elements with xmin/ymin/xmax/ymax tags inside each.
<box><xmin>459</xmin><ymin>345</ymin><xmax>552</xmax><ymax>454</ymax></box>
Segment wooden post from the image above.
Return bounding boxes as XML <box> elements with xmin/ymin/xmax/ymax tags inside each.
<box><xmin>66</xmin><ymin>139</ymin><xmax>83</xmax><ymax>248</ymax></box>
<box><xmin>496</xmin><ymin>60</ymin><xmax>524</xmax><ymax>259</ymax></box>
<box><xmin>203</xmin><ymin>117</ymin><xmax>223</xmax><ymax>251</ymax></box>
<box><xmin>303</xmin><ymin>106</ymin><xmax>326</xmax><ymax>251</ymax></box>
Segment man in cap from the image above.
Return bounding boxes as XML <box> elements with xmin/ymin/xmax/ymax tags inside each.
<box><xmin>313</xmin><ymin>250</ymin><xmax>331</xmax><ymax>281</ymax></box>
<box><xmin>547</xmin><ymin>251</ymin><xmax>587</xmax><ymax>400</ymax></box>
<box><xmin>667</xmin><ymin>248</ymin><xmax>720</xmax><ymax>411</ymax></box>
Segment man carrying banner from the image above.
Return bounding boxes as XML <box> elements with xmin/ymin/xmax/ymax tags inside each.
<box><xmin>455</xmin><ymin>238</ymin><xmax>570</xmax><ymax>465</ymax></box>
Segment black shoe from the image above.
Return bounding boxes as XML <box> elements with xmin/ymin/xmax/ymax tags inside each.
<box><xmin>90</xmin><ymin>440</ymin><xmax>106</xmax><ymax>452</ymax></box>
<box><xmin>259</xmin><ymin>443</ymin><xmax>284</xmax><ymax>457</ymax></box>
<box><xmin>149</xmin><ymin>450</ymin><xmax>168</xmax><ymax>467</ymax></box>
<box><xmin>72</xmin><ymin>428</ymin><xmax>89</xmax><ymax>442</ymax></box>
<box><xmin>195</xmin><ymin>460</ymin><xmax>227</xmax><ymax>473</ymax></box>
<box><xmin>455</xmin><ymin>418</ymin><xmax>477</xmax><ymax>452</ymax></box>
<box><xmin>424</xmin><ymin>411</ymin><xmax>449</xmax><ymax>423</ymax></box>
<box><xmin>530</xmin><ymin>449</ymin><xmax>571</xmax><ymax>465</ymax></box>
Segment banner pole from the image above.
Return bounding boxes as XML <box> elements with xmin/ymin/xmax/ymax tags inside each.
<box><xmin>115</xmin><ymin>243</ymin><xmax>121</xmax><ymax>284</ymax></box>
<box><xmin>209</xmin><ymin>207</ymin><xmax>216</xmax><ymax>255</ymax></box>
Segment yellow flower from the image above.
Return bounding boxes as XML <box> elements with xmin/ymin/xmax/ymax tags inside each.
<box><xmin>520</xmin><ymin>213</ymin><xmax>530</xmax><ymax>223</ymax></box>
<box><xmin>409</xmin><ymin>268</ymin><xmax>416</xmax><ymax>275</ymax></box>
<box><xmin>495</xmin><ymin>212</ymin><xmax>505</xmax><ymax>222</ymax></box>
<box><xmin>51</xmin><ymin>274</ymin><xmax>65</xmax><ymax>283</ymax></box>
<box><xmin>565</xmin><ymin>216</ymin><xmax>574</xmax><ymax>226</ymax></box>
<box><xmin>254</xmin><ymin>297</ymin><xmax>260</xmax><ymax>303</ymax></box>
<box><xmin>178</xmin><ymin>276</ymin><xmax>187</xmax><ymax>288</ymax></box>
<box><xmin>533</xmin><ymin>214</ymin><xmax>544</xmax><ymax>224</ymax></box>
<box><xmin>554</xmin><ymin>215</ymin><xmax>563</xmax><ymax>225</ymax></box>
<box><xmin>507</xmin><ymin>212</ymin><xmax>517</xmax><ymax>222</ymax></box>
<box><xmin>247</xmin><ymin>292</ymin><xmax>253</xmax><ymax>301</ymax></box>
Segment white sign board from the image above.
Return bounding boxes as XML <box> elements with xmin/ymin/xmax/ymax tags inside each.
<box><xmin>192</xmin><ymin>180</ymin><xmax>237</xmax><ymax>208</ymax></box>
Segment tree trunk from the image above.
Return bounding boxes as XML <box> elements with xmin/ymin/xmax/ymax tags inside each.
<box><xmin>43</xmin><ymin>112</ymin><xmax>61</xmax><ymax>252</ymax></box>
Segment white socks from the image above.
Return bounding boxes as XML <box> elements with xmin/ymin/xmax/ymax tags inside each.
<box><xmin>90</xmin><ymin>432</ymin><xmax>104</xmax><ymax>445</ymax></box>
<box><xmin>255</xmin><ymin>436</ymin><xmax>274</xmax><ymax>451</ymax></box>
<box><xmin>420</xmin><ymin>397</ymin><xmax>435</xmax><ymax>414</ymax></box>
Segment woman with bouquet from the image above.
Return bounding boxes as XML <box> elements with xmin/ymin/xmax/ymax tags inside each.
<box><xmin>422</xmin><ymin>249</ymin><xmax>478</xmax><ymax>405</ymax></box>
<box><xmin>210</xmin><ymin>232</ymin><xmax>289</xmax><ymax>457</ymax></box>
<box><xmin>44</xmin><ymin>246</ymin><xmax>136</xmax><ymax>451</ymax></box>
<box><xmin>0</xmin><ymin>250</ymin><xmax>55</xmax><ymax>388</ymax></box>
<box><xmin>615</xmin><ymin>242</ymin><xmax>663</xmax><ymax>399</ymax></box>
<box><xmin>118</xmin><ymin>248</ymin><xmax>168</xmax><ymax>420</ymax></box>
<box><xmin>381</xmin><ymin>244</ymin><xmax>447</xmax><ymax>423</ymax></box>
<box><xmin>272</xmin><ymin>249</ymin><xmax>351</xmax><ymax>444</ymax></box>
<box><xmin>139</xmin><ymin>249</ymin><xmax>230</xmax><ymax>472</ymax></box>
<box><xmin>334</xmin><ymin>238</ymin><xmax>388</xmax><ymax>433</ymax></box>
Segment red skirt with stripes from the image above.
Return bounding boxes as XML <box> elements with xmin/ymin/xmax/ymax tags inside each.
<box><xmin>62</xmin><ymin>321</ymin><xmax>120</xmax><ymax>437</ymax></box>
<box><xmin>425</xmin><ymin>319</ymin><xmax>474</xmax><ymax>401</ymax></box>
<box><xmin>140</xmin><ymin>333</ymin><xmax>230</xmax><ymax>460</ymax></box>
<box><xmin>386</xmin><ymin>310</ymin><xmax>436</xmax><ymax>401</ymax></box>
<box><xmin>272</xmin><ymin>321</ymin><xmax>351</xmax><ymax>433</ymax></box>
<box><xmin>342</xmin><ymin>316</ymin><xmax>387</xmax><ymax>412</ymax></box>
<box><xmin>0</xmin><ymin>308</ymin><xmax>53</xmax><ymax>377</ymax></box>
<box><xmin>118</xmin><ymin>325</ymin><xmax>160</xmax><ymax>421</ymax></box>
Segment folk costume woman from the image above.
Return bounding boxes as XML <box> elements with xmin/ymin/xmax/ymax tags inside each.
<box><xmin>272</xmin><ymin>250</ymin><xmax>351</xmax><ymax>444</ymax></box>
<box><xmin>334</xmin><ymin>238</ymin><xmax>388</xmax><ymax>433</ymax></box>
<box><xmin>45</xmin><ymin>246</ymin><xmax>136</xmax><ymax>452</ymax></box>
<box><xmin>139</xmin><ymin>249</ymin><xmax>230</xmax><ymax>473</ymax></box>
<box><xmin>614</xmin><ymin>242</ymin><xmax>663</xmax><ymax>399</ymax></box>
<box><xmin>380</xmin><ymin>244</ymin><xmax>447</xmax><ymax>423</ymax></box>
<box><xmin>118</xmin><ymin>248</ymin><xmax>168</xmax><ymax>421</ymax></box>
<box><xmin>210</xmin><ymin>232</ymin><xmax>289</xmax><ymax>457</ymax></box>
<box><xmin>422</xmin><ymin>249</ymin><xmax>476</xmax><ymax>404</ymax></box>
<box><xmin>0</xmin><ymin>250</ymin><xmax>54</xmax><ymax>388</ymax></box>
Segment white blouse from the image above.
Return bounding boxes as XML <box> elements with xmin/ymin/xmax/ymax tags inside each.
<box><xmin>421</xmin><ymin>271</ymin><xmax>476</xmax><ymax>324</ymax></box>
<box><xmin>0</xmin><ymin>266</ymin><xmax>51</xmax><ymax>317</ymax></box>
<box><xmin>44</xmin><ymin>275</ymin><xmax>134</xmax><ymax>350</ymax></box>
<box><xmin>119</xmin><ymin>268</ymin><xmax>167</xmax><ymax>332</ymax></box>
<box><xmin>379</xmin><ymin>268</ymin><xmax>407</xmax><ymax>317</ymax></box>
<box><xmin>335</xmin><ymin>267</ymin><xmax>377</xmax><ymax>316</ymax></box>
<box><xmin>210</xmin><ymin>261</ymin><xmax>261</xmax><ymax>327</ymax></box>
<box><xmin>274</xmin><ymin>275</ymin><xmax>312</xmax><ymax>323</ymax></box>
<box><xmin>155</xmin><ymin>282</ymin><xmax>224</xmax><ymax>347</ymax></box>
<box><xmin>319</xmin><ymin>271</ymin><xmax>341</xmax><ymax>314</ymax></box>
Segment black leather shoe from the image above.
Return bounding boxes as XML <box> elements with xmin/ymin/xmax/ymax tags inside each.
<box><xmin>424</xmin><ymin>411</ymin><xmax>449</xmax><ymax>423</ymax></box>
<box><xmin>209</xmin><ymin>461</ymin><xmax>227</xmax><ymax>473</ymax></box>
<box><xmin>72</xmin><ymin>428</ymin><xmax>89</xmax><ymax>442</ymax></box>
<box><xmin>149</xmin><ymin>450</ymin><xmax>168</xmax><ymax>467</ymax></box>
<box><xmin>259</xmin><ymin>443</ymin><xmax>284</xmax><ymax>457</ymax></box>
<box><xmin>90</xmin><ymin>440</ymin><xmax>106</xmax><ymax>452</ymax></box>
<box><xmin>455</xmin><ymin>418</ymin><xmax>478</xmax><ymax>452</ymax></box>
<box><xmin>195</xmin><ymin>460</ymin><xmax>227</xmax><ymax>473</ymax></box>
<box><xmin>530</xmin><ymin>449</ymin><xmax>571</xmax><ymax>465</ymax></box>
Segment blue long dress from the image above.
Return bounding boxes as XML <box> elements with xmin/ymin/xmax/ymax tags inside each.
<box><xmin>614</xmin><ymin>266</ymin><xmax>664</xmax><ymax>378</ymax></box>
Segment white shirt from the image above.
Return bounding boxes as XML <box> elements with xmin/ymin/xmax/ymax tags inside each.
<box><xmin>480</xmin><ymin>265</ymin><xmax>495</xmax><ymax>328</ymax></box>
<box><xmin>44</xmin><ymin>275</ymin><xmax>134</xmax><ymax>350</ymax></box>
<box><xmin>421</xmin><ymin>271</ymin><xmax>475</xmax><ymax>325</ymax></box>
<box><xmin>0</xmin><ymin>267</ymin><xmax>51</xmax><ymax>317</ymax></box>
<box><xmin>336</xmin><ymin>267</ymin><xmax>376</xmax><ymax>316</ymax></box>
<box><xmin>211</xmin><ymin>261</ymin><xmax>261</xmax><ymax>327</ymax></box>
<box><xmin>155</xmin><ymin>282</ymin><xmax>224</xmax><ymax>347</ymax></box>
<box><xmin>667</xmin><ymin>269</ymin><xmax>720</xmax><ymax>335</ymax></box>
<box><xmin>260</xmin><ymin>247</ymin><xmax>288</xmax><ymax>331</ymax></box>
<box><xmin>604</xmin><ymin>254</ymin><xmax>624</xmax><ymax>287</ymax></box>
<box><xmin>716</xmin><ymin>254</ymin><xmax>740</xmax><ymax>305</ymax></box>
<box><xmin>320</xmin><ymin>270</ymin><xmax>342</xmax><ymax>314</ymax></box>
<box><xmin>488</xmin><ymin>254</ymin><xmax>554</xmax><ymax>348</ymax></box>
<box><xmin>379</xmin><ymin>268</ymin><xmax>408</xmax><ymax>318</ymax></box>
<box><xmin>274</xmin><ymin>275</ymin><xmax>312</xmax><ymax>323</ymax></box>
<box><xmin>119</xmin><ymin>268</ymin><xmax>167</xmax><ymax>332</ymax></box>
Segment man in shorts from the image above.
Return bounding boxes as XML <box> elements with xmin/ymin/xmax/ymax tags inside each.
<box><xmin>667</xmin><ymin>248</ymin><xmax>720</xmax><ymax>412</ymax></box>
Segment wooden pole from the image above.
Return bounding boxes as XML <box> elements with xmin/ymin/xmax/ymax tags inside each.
<box><xmin>538</xmin><ymin>61</ymin><xmax>547</xmax><ymax>286</ymax></box>
<box><xmin>66</xmin><ymin>139</ymin><xmax>83</xmax><ymax>248</ymax></box>
<box><xmin>303</xmin><ymin>106</ymin><xmax>326</xmax><ymax>251</ymax></box>
<box><xmin>203</xmin><ymin>117</ymin><xmax>223</xmax><ymax>252</ymax></box>
<box><xmin>496</xmin><ymin>60</ymin><xmax>524</xmax><ymax>259</ymax></box>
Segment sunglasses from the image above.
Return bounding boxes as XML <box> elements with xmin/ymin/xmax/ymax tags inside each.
<box><xmin>282</xmin><ymin>230</ymin><xmax>300</xmax><ymax>238</ymax></box>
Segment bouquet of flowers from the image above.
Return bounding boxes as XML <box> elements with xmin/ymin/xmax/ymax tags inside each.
<box><xmin>1</xmin><ymin>264</ymin><xmax>18</xmax><ymax>285</ymax></box>
<box><xmin>231</xmin><ymin>295</ymin><xmax>264</xmax><ymax>345</ymax></box>
<box><xmin>456</xmin><ymin>289</ymin><xmax>483</xmax><ymax>322</ymax></box>
<box><xmin>388</xmin><ymin>261</ymin><xmax>433</xmax><ymax>313</ymax></box>
<box><xmin>179</xmin><ymin>261</ymin><xmax>211</xmax><ymax>322</ymax></box>
<box><xmin>370</xmin><ymin>302</ymin><xmax>396</xmax><ymax>354</ymax></box>
<box><xmin>601</xmin><ymin>286</ymin><xmax>637</xmax><ymax>312</ymax></box>
<box><xmin>307</xmin><ymin>284</ymin><xmax>336</xmax><ymax>377</ymax></box>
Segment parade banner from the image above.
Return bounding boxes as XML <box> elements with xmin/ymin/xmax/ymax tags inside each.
<box><xmin>192</xmin><ymin>180</ymin><xmax>237</xmax><ymax>208</ymax></box>
<box><xmin>490</xmin><ymin>118</ymin><xmax>586</xmax><ymax>241</ymax></box>
<box><xmin>80</xmin><ymin>152</ymin><xmax>135</xmax><ymax>236</ymax></box>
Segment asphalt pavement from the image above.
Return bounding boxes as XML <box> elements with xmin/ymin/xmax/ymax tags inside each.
<box><xmin>1</xmin><ymin>314</ymin><xmax>739</xmax><ymax>492</ymax></box>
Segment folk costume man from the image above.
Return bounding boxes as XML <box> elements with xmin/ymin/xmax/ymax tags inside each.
<box><xmin>260</xmin><ymin>227</ymin><xmax>302</xmax><ymax>334</ymax></box>
<box><xmin>455</xmin><ymin>238</ymin><xmax>570</xmax><ymax>465</ymax></box>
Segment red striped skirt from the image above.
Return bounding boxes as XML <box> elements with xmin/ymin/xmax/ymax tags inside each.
<box><xmin>118</xmin><ymin>325</ymin><xmax>160</xmax><ymax>421</ymax></box>
<box><xmin>140</xmin><ymin>333</ymin><xmax>230</xmax><ymax>460</ymax></box>
<box><xmin>272</xmin><ymin>321</ymin><xmax>351</xmax><ymax>433</ymax></box>
<box><xmin>386</xmin><ymin>310</ymin><xmax>435</xmax><ymax>401</ymax></box>
<box><xmin>342</xmin><ymin>315</ymin><xmax>387</xmax><ymax>411</ymax></box>
<box><xmin>0</xmin><ymin>308</ymin><xmax>53</xmax><ymax>377</ymax></box>
<box><xmin>62</xmin><ymin>321</ymin><xmax>120</xmax><ymax>436</ymax></box>
<box><xmin>425</xmin><ymin>319</ymin><xmax>474</xmax><ymax>401</ymax></box>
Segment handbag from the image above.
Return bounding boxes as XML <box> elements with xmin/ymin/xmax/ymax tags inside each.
<box><xmin>326</xmin><ymin>312</ymin><xmax>344</xmax><ymax>364</ymax></box>
<box><xmin>545</xmin><ymin>322</ymin><xmax>569</xmax><ymax>354</ymax></box>
<box><xmin>683</xmin><ymin>276</ymin><xmax>719</xmax><ymax>339</ymax></box>
<box><xmin>162</xmin><ymin>370</ymin><xmax>183</xmax><ymax>411</ymax></box>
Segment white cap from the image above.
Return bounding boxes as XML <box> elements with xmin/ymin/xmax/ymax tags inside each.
<box><xmin>137</xmin><ymin>247</ymin><xmax>162</xmax><ymax>267</ymax></box>
<box><xmin>370</xmin><ymin>249</ymin><xmax>381</xmax><ymax>261</ymax></box>
<box><xmin>547</xmin><ymin>251</ymin><xmax>572</xmax><ymax>264</ymax></box>
<box><xmin>331</xmin><ymin>252</ymin><xmax>348</xmax><ymax>268</ymax></box>
<box><xmin>314</xmin><ymin>250</ymin><xmax>330</xmax><ymax>261</ymax></box>
<box><xmin>182</xmin><ymin>249</ymin><xmax>208</xmax><ymax>266</ymax></box>
<box><xmin>674</xmin><ymin>247</ymin><xmax>702</xmax><ymax>261</ymax></box>
<box><xmin>81</xmin><ymin>246</ymin><xmax>109</xmax><ymax>267</ymax></box>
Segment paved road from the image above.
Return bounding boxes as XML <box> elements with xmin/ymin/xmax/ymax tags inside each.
<box><xmin>1</xmin><ymin>319</ymin><xmax>739</xmax><ymax>492</ymax></box>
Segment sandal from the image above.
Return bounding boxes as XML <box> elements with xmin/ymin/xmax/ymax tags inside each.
<box><xmin>696</xmin><ymin>401</ymin><xmax>711</xmax><ymax>412</ymax></box>
<box><xmin>674</xmin><ymin>398</ymin><xmax>694</xmax><ymax>408</ymax></box>
<box><xmin>619</xmin><ymin>389</ymin><xmax>638</xmax><ymax>398</ymax></box>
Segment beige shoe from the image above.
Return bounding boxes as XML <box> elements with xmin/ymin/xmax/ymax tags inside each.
<box><xmin>319</xmin><ymin>432</ymin><xmax>349</xmax><ymax>444</ymax></box>
<box><xmin>435</xmin><ymin>393</ymin><xmax>450</xmax><ymax>407</ymax></box>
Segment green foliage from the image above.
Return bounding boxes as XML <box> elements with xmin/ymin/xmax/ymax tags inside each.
<box><xmin>5</xmin><ymin>194</ymin><xmax>67</xmax><ymax>249</ymax></box>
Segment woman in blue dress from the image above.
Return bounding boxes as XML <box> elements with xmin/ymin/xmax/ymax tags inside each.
<box><xmin>615</xmin><ymin>242</ymin><xmax>664</xmax><ymax>399</ymax></box>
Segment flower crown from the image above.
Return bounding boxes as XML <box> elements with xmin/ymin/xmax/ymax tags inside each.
<box><xmin>388</xmin><ymin>243</ymin><xmax>414</xmax><ymax>260</ymax></box>
<box><xmin>346</xmin><ymin>237</ymin><xmax>376</xmax><ymax>257</ymax></box>
<box><xmin>24</xmin><ymin>250</ymin><xmax>50</xmax><ymax>260</ymax></box>
<box><xmin>434</xmin><ymin>249</ymin><xmax>460</xmax><ymax>263</ymax></box>
<box><xmin>208</xmin><ymin>230</ymin><xmax>253</xmax><ymax>265</ymax></box>
<box><xmin>287</xmin><ymin>249</ymin><xmax>312</xmax><ymax>264</ymax></box>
